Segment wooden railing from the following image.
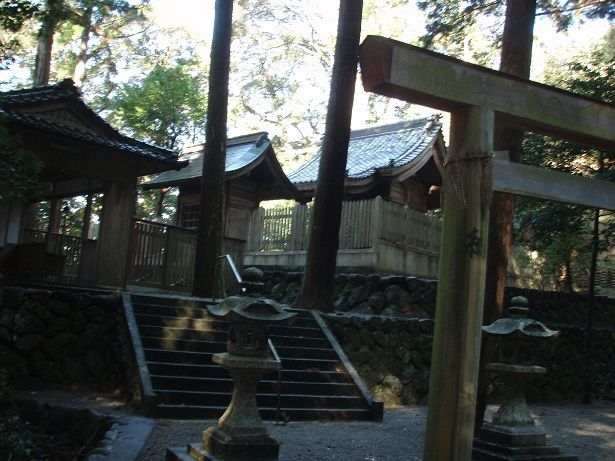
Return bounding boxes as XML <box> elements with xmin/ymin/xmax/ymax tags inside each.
<box><xmin>575</xmin><ymin>268</ymin><xmax>615</xmax><ymax>292</ymax></box>
<box><xmin>129</xmin><ymin>219</ymin><xmax>196</xmax><ymax>288</ymax></box>
<box><xmin>23</xmin><ymin>228</ymin><xmax>83</xmax><ymax>281</ymax></box>
<box><xmin>128</xmin><ymin>219</ymin><xmax>244</xmax><ymax>293</ymax></box>
<box><xmin>23</xmin><ymin>228</ymin><xmax>46</xmax><ymax>243</ymax></box>
<box><xmin>247</xmin><ymin>197</ymin><xmax>440</xmax><ymax>254</ymax></box>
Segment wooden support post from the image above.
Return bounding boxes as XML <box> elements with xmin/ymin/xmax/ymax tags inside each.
<box><xmin>81</xmin><ymin>192</ymin><xmax>93</xmax><ymax>240</ymax></box>
<box><xmin>46</xmin><ymin>199</ymin><xmax>61</xmax><ymax>253</ymax></box>
<box><xmin>95</xmin><ymin>181</ymin><xmax>136</xmax><ymax>287</ymax></box>
<box><xmin>424</xmin><ymin>106</ymin><xmax>493</xmax><ymax>461</ymax></box>
<box><xmin>371</xmin><ymin>196</ymin><xmax>383</xmax><ymax>253</ymax></box>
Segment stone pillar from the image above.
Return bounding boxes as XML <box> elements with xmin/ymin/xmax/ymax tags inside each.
<box><xmin>95</xmin><ymin>180</ymin><xmax>136</xmax><ymax>287</ymax></box>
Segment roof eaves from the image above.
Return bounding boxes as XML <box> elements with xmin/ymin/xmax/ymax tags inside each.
<box><xmin>1</xmin><ymin>108</ymin><xmax>179</xmax><ymax>164</ymax></box>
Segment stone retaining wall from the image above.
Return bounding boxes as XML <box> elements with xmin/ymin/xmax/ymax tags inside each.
<box><xmin>326</xmin><ymin>314</ymin><xmax>615</xmax><ymax>405</ymax></box>
<box><xmin>262</xmin><ymin>270</ymin><xmax>615</xmax><ymax>326</ymax></box>
<box><xmin>327</xmin><ymin>314</ymin><xmax>434</xmax><ymax>406</ymax></box>
<box><xmin>261</xmin><ymin>270</ymin><xmax>615</xmax><ymax>403</ymax></box>
<box><xmin>0</xmin><ymin>287</ymin><xmax>130</xmax><ymax>390</ymax></box>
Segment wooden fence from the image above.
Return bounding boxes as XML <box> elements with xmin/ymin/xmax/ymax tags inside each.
<box><xmin>129</xmin><ymin>219</ymin><xmax>197</xmax><ymax>289</ymax></box>
<box><xmin>128</xmin><ymin>219</ymin><xmax>245</xmax><ymax>293</ymax></box>
<box><xmin>23</xmin><ymin>228</ymin><xmax>83</xmax><ymax>282</ymax></box>
<box><xmin>247</xmin><ymin>197</ymin><xmax>441</xmax><ymax>254</ymax></box>
<box><xmin>379</xmin><ymin>199</ymin><xmax>441</xmax><ymax>254</ymax></box>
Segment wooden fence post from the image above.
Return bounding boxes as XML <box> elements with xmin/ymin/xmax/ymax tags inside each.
<box><xmin>371</xmin><ymin>196</ymin><xmax>383</xmax><ymax>252</ymax></box>
<box><xmin>289</xmin><ymin>203</ymin><xmax>301</xmax><ymax>251</ymax></box>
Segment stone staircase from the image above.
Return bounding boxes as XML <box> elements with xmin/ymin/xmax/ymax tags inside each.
<box><xmin>124</xmin><ymin>293</ymin><xmax>382</xmax><ymax>421</ymax></box>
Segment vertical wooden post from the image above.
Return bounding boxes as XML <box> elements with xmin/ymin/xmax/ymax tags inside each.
<box><xmin>161</xmin><ymin>227</ymin><xmax>171</xmax><ymax>287</ymax></box>
<box><xmin>81</xmin><ymin>192</ymin><xmax>93</xmax><ymax>240</ymax></box>
<box><xmin>95</xmin><ymin>180</ymin><xmax>136</xmax><ymax>287</ymax></box>
<box><xmin>46</xmin><ymin>199</ymin><xmax>61</xmax><ymax>252</ymax></box>
<box><xmin>424</xmin><ymin>106</ymin><xmax>493</xmax><ymax>461</ymax></box>
<box><xmin>371</xmin><ymin>196</ymin><xmax>382</xmax><ymax>251</ymax></box>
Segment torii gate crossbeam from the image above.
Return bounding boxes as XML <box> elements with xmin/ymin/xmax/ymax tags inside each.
<box><xmin>359</xmin><ymin>35</ymin><xmax>615</xmax><ymax>461</ymax></box>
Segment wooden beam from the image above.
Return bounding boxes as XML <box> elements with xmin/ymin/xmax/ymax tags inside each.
<box><xmin>424</xmin><ymin>106</ymin><xmax>493</xmax><ymax>460</ymax></box>
<box><xmin>493</xmin><ymin>160</ymin><xmax>615</xmax><ymax>210</ymax></box>
<box><xmin>360</xmin><ymin>35</ymin><xmax>615</xmax><ymax>151</ymax></box>
<box><xmin>50</xmin><ymin>178</ymin><xmax>104</xmax><ymax>199</ymax></box>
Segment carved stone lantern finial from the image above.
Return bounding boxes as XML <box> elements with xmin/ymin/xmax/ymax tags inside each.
<box><xmin>473</xmin><ymin>296</ymin><xmax>577</xmax><ymax>461</ymax></box>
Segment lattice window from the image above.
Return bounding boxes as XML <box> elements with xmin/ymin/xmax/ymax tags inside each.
<box><xmin>180</xmin><ymin>202</ymin><xmax>200</xmax><ymax>229</ymax></box>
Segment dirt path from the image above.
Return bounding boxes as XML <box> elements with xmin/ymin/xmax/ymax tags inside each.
<box><xmin>137</xmin><ymin>402</ymin><xmax>615</xmax><ymax>460</ymax></box>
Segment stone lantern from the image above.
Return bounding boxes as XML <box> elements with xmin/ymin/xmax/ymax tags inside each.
<box><xmin>473</xmin><ymin>296</ymin><xmax>577</xmax><ymax>461</ymax></box>
<box><xmin>167</xmin><ymin>267</ymin><xmax>295</xmax><ymax>461</ymax></box>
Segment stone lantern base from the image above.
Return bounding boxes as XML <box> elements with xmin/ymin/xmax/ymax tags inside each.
<box><xmin>472</xmin><ymin>423</ymin><xmax>578</xmax><ymax>461</ymax></box>
<box><xmin>167</xmin><ymin>353</ymin><xmax>282</xmax><ymax>461</ymax></box>
<box><xmin>167</xmin><ymin>433</ymin><xmax>279</xmax><ymax>461</ymax></box>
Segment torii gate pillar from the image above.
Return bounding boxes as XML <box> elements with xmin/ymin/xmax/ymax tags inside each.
<box><xmin>424</xmin><ymin>106</ymin><xmax>493</xmax><ymax>459</ymax></box>
<box><xmin>359</xmin><ymin>34</ymin><xmax>615</xmax><ymax>461</ymax></box>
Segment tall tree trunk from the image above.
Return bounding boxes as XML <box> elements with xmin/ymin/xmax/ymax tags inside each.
<box><xmin>34</xmin><ymin>0</ymin><xmax>62</xmax><ymax>86</ymax></box>
<box><xmin>562</xmin><ymin>259</ymin><xmax>573</xmax><ymax>293</ymax></box>
<box><xmin>73</xmin><ymin>3</ymin><xmax>93</xmax><ymax>88</ymax></box>
<box><xmin>475</xmin><ymin>0</ymin><xmax>537</xmax><ymax>433</ymax></box>
<box><xmin>292</xmin><ymin>0</ymin><xmax>363</xmax><ymax>311</ymax></box>
<box><xmin>192</xmin><ymin>0</ymin><xmax>233</xmax><ymax>298</ymax></box>
<box><xmin>155</xmin><ymin>188</ymin><xmax>168</xmax><ymax>219</ymax></box>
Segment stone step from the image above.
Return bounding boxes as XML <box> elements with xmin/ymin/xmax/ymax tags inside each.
<box><xmin>135</xmin><ymin>313</ymin><xmax>325</xmax><ymax>339</ymax></box>
<box><xmin>137</xmin><ymin>324</ymin><xmax>329</xmax><ymax>348</ymax></box>
<box><xmin>131</xmin><ymin>295</ymin><xmax>214</xmax><ymax>308</ymax></box>
<box><xmin>132</xmin><ymin>302</ymin><xmax>317</xmax><ymax>328</ymax></box>
<box><xmin>140</xmin><ymin>336</ymin><xmax>339</xmax><ymax>360</ymax></box>
<box><xmin>146</xmin><ymin>362</ymin><xmax>354</xmax><ymax>383</ymax></box>
<box><xmin>154</xmin><ymin>389</ymin><xmax>368</xmax><ymax>409</ymax></box>
<box><xmin>150</xmin><ymin>374</ymin><xmax>362</xmax><ymax>396</ymax></box>
<box><xmin>143</xmin><ymin>348</ymin><xmax>342</xmax><ymax>371</ymax></box>
<box><xmin>155</xmin><ymin>404</ymin><xmax>374</xmax><ymax>421</ymax></box>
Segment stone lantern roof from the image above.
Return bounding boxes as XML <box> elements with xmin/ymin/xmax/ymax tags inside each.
<box><xmin>207</xmin><ymin>297</ymin><xmax>295</xmax><ymax>323</ymax></box>
<box><xmin>482</xmin><ymin>296</ymin><xmax>558</xmax><ymax>339</ymax></box>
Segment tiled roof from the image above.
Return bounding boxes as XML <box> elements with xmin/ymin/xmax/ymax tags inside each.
<box><xmin>1</xmin><ymin>79</ymin><xmax>179</xmax><ymax>164</ymax></box>
<box><xmin>1</xmin><ymin>79</ymin><xmax>81</xmax><ymax>104</ymax></box>
<box><xmin>143</xmin><ymin>133</ymin><xmax>272</xmax><ymax>187</ymax></box>
<box><xmin>289</xmin><ymin>117</ymin><xmax>442</xmax><ymax>184</ymax></box>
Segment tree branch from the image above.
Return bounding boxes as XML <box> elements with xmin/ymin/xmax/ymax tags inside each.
<box><xmin>536</xmin><ymin>0</ymin><xmax>611</xmax><ymax>16</ymax></box>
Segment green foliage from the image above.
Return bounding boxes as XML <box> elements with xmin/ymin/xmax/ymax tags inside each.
<box><xmin>517</xmin><ymin>31</ymin><xmax>614</xmax><ymax>290</ymax></box>
<box><xmin>417</xmin><ymin>0</ymin><xmax>502</xmax><ymax>49</ymax></box>
<box><xmin>135</xmin><ymin>187</ymin><xmax>178</xmax><ymax>222</ymax></box>
<box><xmin>0</xmin><ymin>0</ymin><xmax>38</xmax><ymax>32</ymax></box>
<box><xmin>109</xmin><ymin>61</ymin><xmax>207</xmax><ymax>149</ymax></box>
<box><xmin>0</xmin><ymin>119</ymin><xmax>47</xmax><ymax>205</ymax></box>
<box><xmin>417</xmin><ymin>1</ymin><xmax>615</xmax><ymax>55</ymax></box>
<box><xmin>0</xmin><ymin>0</ymin><xmax>38</xmax><ymax>69</ymax></box>
<box><xmin>0</xmin><ymin>414</ymin><xmax>49</xmax><ymax>461</ymax></box>
<box><xmin>51</xmin><ymin>0</ymin><xmax>150</xmax><ymax>80</ymax></box>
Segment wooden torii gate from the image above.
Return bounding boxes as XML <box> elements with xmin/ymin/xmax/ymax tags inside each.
<box><xmin>359</xmin><ymin>35</ymin><xmax>615</xmax><ymax>461</ymax></box>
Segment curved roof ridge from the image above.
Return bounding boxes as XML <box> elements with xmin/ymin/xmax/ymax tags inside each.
<box><xmin>349</xmin><ymin>116</ymin><xmax>437</xmax><ymax>140</ymax></box>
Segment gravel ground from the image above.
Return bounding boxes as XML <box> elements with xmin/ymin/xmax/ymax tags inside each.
<box><xmin>137</xmin><ymin>402</ymin><xmax>615</xmax><ymax>460</ymax></box>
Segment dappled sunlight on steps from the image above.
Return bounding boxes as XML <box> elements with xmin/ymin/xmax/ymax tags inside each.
<box><xmin>126</xmin><ymin>293</ymin><xmax>381</xmax><ymax>421</ymax></box>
